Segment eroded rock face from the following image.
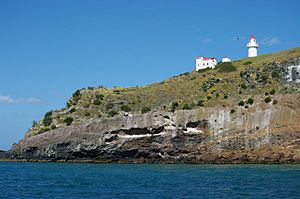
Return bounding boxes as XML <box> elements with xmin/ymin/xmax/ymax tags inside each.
<box><xmin>10</xmin><ymin>94</ymin><xmax>300</xmax><ymax>163</ymax></box>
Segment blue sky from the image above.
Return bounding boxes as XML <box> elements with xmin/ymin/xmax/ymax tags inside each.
<box><xmin>0</xmin><ymin>0</ymin><xmax>299</xmax><ymax>150</ymax></box>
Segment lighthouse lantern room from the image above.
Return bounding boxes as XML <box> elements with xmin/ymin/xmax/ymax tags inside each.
<box><xmin>247</xmin><ymin>35</ymin><xmax>259</xmax><ymax>57</ymax></box>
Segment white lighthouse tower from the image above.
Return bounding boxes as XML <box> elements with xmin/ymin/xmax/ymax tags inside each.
<box><xmin>247</xmin><ymin>35</ymin><xmax>259</xmax><ymax>57</ymax></box>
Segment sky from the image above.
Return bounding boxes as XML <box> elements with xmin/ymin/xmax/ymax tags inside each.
<box><xmin>0</xmin><ymin>0</ymin><xmax>300</xmax><ymax>150</ymax></box>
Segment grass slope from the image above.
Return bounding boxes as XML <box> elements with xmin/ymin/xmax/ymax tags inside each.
<box><xmin>28</xmin><ymin>47</ymin><xmax>300</xmax><ymax>136</ymax></box>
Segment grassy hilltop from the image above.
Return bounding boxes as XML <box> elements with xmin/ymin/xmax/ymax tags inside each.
<box><xmin>28</xmin><ymin>47</ymin><xmax>300</xmax><ymax>137</ymax></box>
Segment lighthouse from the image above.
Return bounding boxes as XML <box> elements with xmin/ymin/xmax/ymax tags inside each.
<box><xmin>247</xmin><ymin>35</ymin><xmax>259</xmax><ymax>57</ymax></box>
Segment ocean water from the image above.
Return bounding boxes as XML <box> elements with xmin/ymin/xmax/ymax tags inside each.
<box><xmin>0</xmin><ymin>162</ymin><xmax>300</xmax><ymax>199</ymax></box>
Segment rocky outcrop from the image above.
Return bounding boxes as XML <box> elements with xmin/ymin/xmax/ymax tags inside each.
<box><xmin>0</xmin><ymin>150</ymin><xmax>10</xmax><ymax>159</ymax></box>
<box><xmin>11</xmin><ymin>94</ymin><xmax>300</xmax><ymax>163</ymax></box>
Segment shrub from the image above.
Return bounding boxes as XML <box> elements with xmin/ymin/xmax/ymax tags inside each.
<box><xmin>243</xmin><ymin>61</ymin><xmax>252</xmax><ymax>66</ymax></box>
<box><xmin>238</xmin><ymin>100</ymin><xmax>245</xmax><ymax>106</ymax></box>
<box><xmin>230</xmin><ymin>109</ymin><xmax>235</xmax><ymax>114</ymax></box>
<box><xmin>38</xmin><ymin>128</ymin><xmax>50</xmax><ymax>134</ymax></box>
<box><xmin>207</xmin><ymin>96</ymin><xmax>212</xmax><ymax>100</ymax></box>
<box><xmin>96</xmin><ymin>94</ymin><xmax>104</xmax><ymax>100</ymax></box>
<box><xmin>265</xmin><ymin>92</ymin><xmax>269</xmax><ymax>96</ymax></box>
<box><xmin>273</xmin><ymin>100</ymin><xmax>278</xmax><ymax>105</ymax></box>
<box><xmin>50</xmin><ymin>125</ymin><xmax>57</xmax><ymax>130</ymax></box>
<box><xmin>66</xmin><ymin>101</ymin><xmax>72</xmax><ymax>108</ymax></box>
<box><xmin>43</xmin><ymin>111</ymin><xmax>53</xmax><ymax>126</ymax></box>
<box><xmin>141</xmin><ymin>107</ymin><xmax>151</xmax><ymax>114</ymax></box>
<box><xmin>72</xmin><ymin>89</ymin><xmax>81</xmax><ymax>99</ymax></box>
<box><xmin>71</xmin><ymin>89</ymin><xmax>81</xmax><ymax>105</ymax></box>
<box><xmin>85</xmin><ymin>112</ymin><xmax>90</xmax><ymax>116</ymax></box>
<box><xmin>69</xmin><ymin>108</ymin><xmax>76</xmax><ymax>113</ymax></box>
<box><xmin>106</xmin><ymin>103</ymin><xmax>114</xmax><ymax>110</ymax></box>
<box><xmin>121</xmin><ymin>104</ymin><xmax>131</xmax><ymax>112</ymax></box>
<box><xmin>264</xmin><ymin>96</ymin><xmax>272</xmax><ymax>103</ymax></box>
<box><xmin>197</xmin><ymin>99</ymin><xmax>204</xmax><ymax>107</ymax></box>
<box><xmin>108</xmin><ymin>110</ymin><xmax>118</xmax><ymax>117</ymax></box>
<box><xmin>32</xmin><ymin>120</ymin><xmax>37</xmax><ymax>127</ymax></box>
<box><xmin>224</xmin><ymin>95</ymin><xmax>228</xmax><ymax>99</ymax></box>
<box><xmin>171</xmin><ymin>102</ymin><xmax>179</xmax><ymax>112</ymax></box>
<box><xmin>270</xmin><ymin>89</ymin><xmax>276</xmax><ymax>95</ymax></box>
<box><xmin>241</xmin><ymin>83</ymin><xmax>247</xmax><ymax>89</ymax></box>
<box><xmin>93</xmin><ymin>99</ymin><xmax>102</xmax><ymax>105</ymax></box>
<box><xmin>63</xmin><ymin>117</ymin><xmax>74</xmax><ymax>126</ymax></box>
<box><xmin>271</xmin><ymin>71</ymin><xmax>280</xmax><ymax>79</ymax></box>
<box><xmin>247</xmin><ymin>98</ymin><xmax>254</xmax><ymax>105</ymax></box>
<box><xmin>182</xmin><ymin>104</ymin><xmax>191</xmax><ymax>110</ymax></box>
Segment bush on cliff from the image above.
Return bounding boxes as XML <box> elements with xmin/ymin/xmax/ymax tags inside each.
<box><xmin>247</xmin><ymin>98</ymin><xmax>254</xmax><ymax>105</ymax></box>
<box><xmin>108</xmin><ymin>110</ymin><xmax>118</xmax><ymax>117</ymax></box>
<box><xmin>63</xmin><ymin>117</ymin><xmax>74</xmax><ymax>126</ymax></box>
<box><xmin>264</xmin><ymin>96</ymin><xmax>272</xmax><ymax>103</ymax></box>
<box><xmin>121</xmin><ymin>104</ymin><xmax>131</xmax><ymax>112</ymax></box>
<box><xmin>141</xmin><ymin>106</ymin><xmax>151</xmax><ymax>114</ymax></box>
<box><xmin>238</xmin><ymin>100</ymin><xmax>245</xmax><ymax>106</ymax></box>
<box><xmin>43</xmin><ymin>111</ymin><xmax>53</xmax><ymax>126</ymax></box>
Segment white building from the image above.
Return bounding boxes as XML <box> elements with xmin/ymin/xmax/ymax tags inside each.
<box><xmin>222</xmin><ymin>57</ymin><xmax>231</xmax><ymax>63</ymax></box>
<box><xmin>247</xmin><ymin>35</ymin><xmax>259</xmax><ymax>57</ymax></box>
<box><xmin>195</xmin><ymin>56</ymin><xmax>217</xmax><ymax>71</ymax></box>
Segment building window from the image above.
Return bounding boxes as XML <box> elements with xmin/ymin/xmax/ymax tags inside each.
<box><xmin>207</xmin><ymin>63</ymin><xmax>209</xmax><ymax>66</ymax></box>
<box><xmin>203</xmin><ymin>63</ymin><xmax>205</xmax><ymax>66</ymax></box>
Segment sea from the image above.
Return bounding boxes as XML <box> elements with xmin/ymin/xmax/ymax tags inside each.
<box><xmin>0</xmin><ymin>162</ymin><xmax>299</xmax><ymax>199</ymax></box>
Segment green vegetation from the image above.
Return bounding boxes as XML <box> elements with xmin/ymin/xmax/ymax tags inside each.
<box><xmin>270</xmin><ymin>89</ymin><xmax>276</xmax><ymax>95</ymax></box>
<box><xmin>43</xmin><ymin>111</ymin><xmax>53</xmax><ymax>126</ymax></box>
<box><xmin>171</xmin><ymin>102</ymin><xmax>179</xmax><ymax>112</ymax></box>
<box><xmin>182</xmin><ymin>104</ymin><xmax>191</xmax><ymax>110</ymax></box>
<box><xmin>238</xmin><ymin>100</ymin><xmax>245</xmax><ymax>106</ymax></box>
<box><xmin>247</xmin><ymin>98</ymin><xmax>254</xmax><ymax>105</ymax></box>
<box><xmin>141</xmin><ymin>106</ymin><xmax>151</xmax><ymax>114</ymax></box>
<box><xmin>241</xmin><ymin>83</ymin><xmax>247</xmax><ymax>90</ymax></box>
<box><xmin>264</xmin><ymin>96</ymin><xmax>272</xmax><ymax>103</ymax></box>
<box><xmin>215</xmin><ymin>62</ymin><xmax>237</xmax><ymax>73</ymax></box>
<box><xmin>63</xmin><ymin>117</ymin><xmax>74</xmax><ymax>126</ymax></box>
<box><xmin>243</xmin><ymin>61</ymin><xmax>252</xmax><ymax>66</ymax></box>
<box><xmin>121</xmin><ymin>104</ymin><xmax>131</xmax><ymax>112</ymax></box>
<box><xmin>108</xmin><ymin>110</ymin><xmax>118</xmax><ymax>117</ymax></box>
<box><xmin>197</xmin><ymin>99</ymin><xmax>204</xmax><ymax>107</ymax></box>
<box><xmin>26</xmin><ymin>47</ymin><xmax>300</xmax><ymax>136</ymax></box>
<box><xmin>38</xmin><ymin>127</ymin><xmax>50</xmax><ymax>134</ymax></box>
<box><xmin>50</xmin><ymin>125</ymin><xmax>57</xmax><ymax>130</ymax></box>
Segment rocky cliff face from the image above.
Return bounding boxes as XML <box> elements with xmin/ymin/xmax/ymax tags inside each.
<box><xmin>11</xmin><ymin>94</ymin><xmax>300</xmax><ymax>163</ymax></box>
<box><xmin>9</xmin><ymin>48</ymin><xmax>300</xmax><ymax>163</ymax></box>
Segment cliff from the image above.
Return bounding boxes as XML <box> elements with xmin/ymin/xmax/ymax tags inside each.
<box><xmin>9</xmin><ymin>47</ymin><xmax>300</xmax><ymax>163</ymax></box>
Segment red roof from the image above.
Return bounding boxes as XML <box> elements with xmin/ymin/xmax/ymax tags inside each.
<box><xmin>250</xmin><ymin>35</ymin><xmax>255</xmax><ymax>40</ymax></box>
<box><xmin>196</xmin><ymin>56</ymin><xmax>217</xmax><ymax>60</ymax></box>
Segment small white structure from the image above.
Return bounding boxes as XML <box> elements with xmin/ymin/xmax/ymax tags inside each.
<box><xmin>222</xmin><ymin>57</ymin><xmax>231</xmax><ymax>63</ymax></box>
<box><xmin>195</xmin><ymin>56</ymin><xmax>217</xmax><ymax>71</ymax></box>
<box><xmin>247</xmin><ymin>35</ymin><xmax>259</xmax><ymax>57</ymax></box>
